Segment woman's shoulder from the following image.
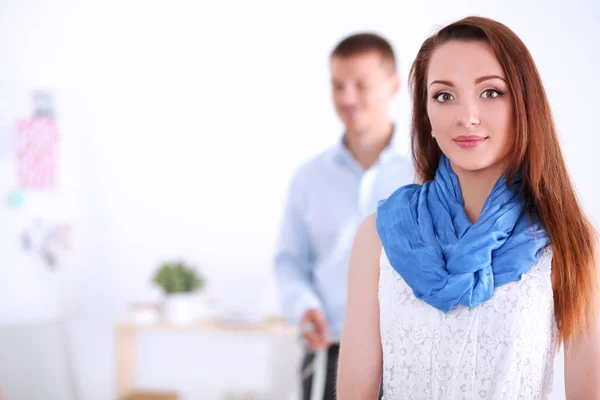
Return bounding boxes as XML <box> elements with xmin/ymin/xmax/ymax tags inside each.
<box><xmin>349</xmin><ymin>213</ymin><xmax>383</xmax><ymax>272</ymax></box>
<box><xmin>356</xmin><ymin>213</ymin><xmax>381</xmax><ymax>247</ymax></box>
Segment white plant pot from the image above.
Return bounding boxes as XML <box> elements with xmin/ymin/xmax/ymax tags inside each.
<box><xmin>163</xmin><ymin>293</ymin><xmax>197</xmax><ymax>325</ymax></box>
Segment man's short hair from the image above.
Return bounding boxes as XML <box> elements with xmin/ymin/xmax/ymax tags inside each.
<box><xmin>331</xmin><ymin>33</ymin><xmax>397</xmax><ymax>71</ymax></box>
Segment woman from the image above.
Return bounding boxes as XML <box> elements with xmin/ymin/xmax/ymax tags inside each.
<box><xmin>337</xmin><ymin>16</ymin><xmax>600</xmax><ymax>399</ymax></box>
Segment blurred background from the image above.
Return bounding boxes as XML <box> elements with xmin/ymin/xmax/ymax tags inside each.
<box><xmin>0</xmin><ymin>0</ymin><xmax>599</xmax><ymax>399</ymax></box>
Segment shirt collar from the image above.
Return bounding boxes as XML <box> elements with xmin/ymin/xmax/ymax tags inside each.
<box><xmin>334</xmin><ymin>123</ymin><xmax>405</xmax><ymax>166</ymax></box>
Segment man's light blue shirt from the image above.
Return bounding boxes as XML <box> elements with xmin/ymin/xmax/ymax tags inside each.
<box><xmin>274</xmin><ymin>131</ymin><xmax>413</xmax><ymax>337</ymax></box>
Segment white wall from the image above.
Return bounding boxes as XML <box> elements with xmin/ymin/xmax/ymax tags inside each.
<box><xmin>0</xmin><ymin>0</ymin><xmax>599</xmax><ymax>399</ymax></box>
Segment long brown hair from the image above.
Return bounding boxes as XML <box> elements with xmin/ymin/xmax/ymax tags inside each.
<box><xmin>409</xmin><ymin>16</ymin><xmax>597</xmax><ymax>344</ymax></box>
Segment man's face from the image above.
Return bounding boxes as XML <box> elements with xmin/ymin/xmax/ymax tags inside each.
<box><xmin>331</xmin><ymin>51</ymin><xmax>399</xmax><ymax>133</ymax></box>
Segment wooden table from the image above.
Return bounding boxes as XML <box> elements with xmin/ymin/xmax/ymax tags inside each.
<box><xmin>115</xmin><ymin>317</ymin><xmax>298</xmax><ymax>400</ymax></box>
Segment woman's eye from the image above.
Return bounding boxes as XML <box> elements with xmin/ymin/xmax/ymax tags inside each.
<box><xmin>481</xmin><ymin>89</ymin><xmax>502</xmax><ymax>99</ymax></box>
<box><xmin>434</xmin><ymin>92</ymin><xmax>454</xmax><ymax>103</ymax></box>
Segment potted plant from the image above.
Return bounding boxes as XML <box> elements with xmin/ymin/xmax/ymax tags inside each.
<box><xmin>152</xmin><ymin>260</ymin><xmax>206</xmax><ymax>325</ymax></box>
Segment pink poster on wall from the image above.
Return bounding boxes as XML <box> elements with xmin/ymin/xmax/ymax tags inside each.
<box><xmin>15</xmin><ymin>117</ymin><xmax>59</xmax><ymax>190</ymax></box>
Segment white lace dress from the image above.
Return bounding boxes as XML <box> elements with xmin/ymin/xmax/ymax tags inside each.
<box><xmin>379</xmin><ymin>247</ymin><xmax>558</xmax><ymax>400</ymax></box>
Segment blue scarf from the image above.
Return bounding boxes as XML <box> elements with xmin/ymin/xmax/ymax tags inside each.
<box><xmin>376</xmin><ymin>155</ymin><xmax>548</xmax><ymax>313</ymax></box>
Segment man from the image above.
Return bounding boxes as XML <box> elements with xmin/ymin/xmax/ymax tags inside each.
<box><xmin>274</xmin><ymin>33</ymin><xmax>413</xmax><ymax>399</ymax></box>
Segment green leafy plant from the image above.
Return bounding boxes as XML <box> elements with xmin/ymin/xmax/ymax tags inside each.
<box><xmin>152</xmin><ymin>261</ymin><xmax>205</xmax><ymax>295</ymax></box>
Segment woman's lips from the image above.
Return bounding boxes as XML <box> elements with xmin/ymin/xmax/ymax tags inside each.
<box><xmin>454</xmin><ymin>135</ymin><xmax>487</xmax><ymax>149</ymax></box>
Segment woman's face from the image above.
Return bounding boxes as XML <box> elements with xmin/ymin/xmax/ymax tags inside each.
<box><xmin>426</xmin><ymin>40</ymin><xmax>514</xmax><ymax>176</ymax></box>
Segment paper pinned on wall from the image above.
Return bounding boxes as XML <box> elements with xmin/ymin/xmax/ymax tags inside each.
<box><xmin>20</xmin><ymin>218</ymin><xmax>71</xmax><ymax>270</ymax></box>
<box><xmin>15</xmin><ymin>117</ymin><xmax>60</xmax><ymax>190</ymax></box>
<box><xmin>0</xmin><ymin>85</ymin><xmax>82</xmax><ymax>325</ymax></box>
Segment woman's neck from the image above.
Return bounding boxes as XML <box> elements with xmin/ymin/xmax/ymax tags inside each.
<box><xmin>452</xmin><ymin>161</ymin><xmax>507</xmax><ymax>223</ymax></box>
